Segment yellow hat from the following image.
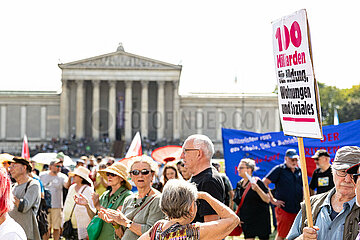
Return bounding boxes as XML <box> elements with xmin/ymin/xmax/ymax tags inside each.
<box><xmin>99</xmin><ymin>162</ymin><xmax>132</xmax><ymax>190</ymax></box>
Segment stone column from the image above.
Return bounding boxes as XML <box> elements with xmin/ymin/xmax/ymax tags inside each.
<box><xmin>59</xmin><ymin>80</ymin><xmax>69</xmax><ymax>138</ymax></box>
<box><xmin>235</xmin><ymin>108</ymin><xmax>242</xmax><ymax>129</ymax></box>
<box><xmin>76</xmin><ymin>80</ymin><xmax>85</xmax><ymax>139</ymax></box>
<box><xmin>20</xmin><ymin>106</ymin><xmax>26</xmax><ymax>137</ymax></box>
<box><xmin>108</xmin><ymin>81</ymin><xmax>117</xmax><ymax>141</ymax></box>
<box><xmin>92</xmin><ymin>80</ymin><xmax>100</xmax><ymax>140</ymax></box>
<box><xmin>1</xmin><ymin>106</ymin><xmax>6</xmax><ymax>139</ymax></box>
<box><xmin>172</xmin><ymin>81</ymin><xmax>180</xmax><ymax>140</ymax></box>
<box><xmin>275</xmin><ymin>108</ymin><xmax>280</xmax><ymax>131</ymax></box>
<box><xmin>124</xmin><ymin>81</ymin><xmax>132</xmax><ymax>142</ymax></box>
<box><xmin>141</xmin><ymin>81</ymin><xmax>149</xmax><ymax>138</ymax></box>
<box><xmin>157</xmin><ymin>81</ymin><xmax>165</xmax><ymax>140</ymax></box>
<box><xmin>255</xmin><ymin>109</ymin><xmax>262</xmax><ymax>133</ymax></box>
<box><xmin>217</xmin><ymin>108</ymin><xmax>224</xmax><ymax>141</ymax></box>
<box><xmin>40</xmin><ymin>106</ymin><xmax>46</xmax><ymax>139</ymax></box>
<box><xmin>196</xmin><ymin>107</ymin><xmax>203</xmax><ymax>134</ymax></box>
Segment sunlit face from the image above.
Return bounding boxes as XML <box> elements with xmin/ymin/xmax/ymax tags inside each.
<box><xmin>314</xmin><ymin>156</ymin><xmax>329</xmax><ymax>169</ymax></box>
<box><xmin>333</xmin><ymin>169</ymin><xmax>355</xmax><ymax>197</ymax></box>
<box><xmin>130</xmin><ymin>162</ymin><xmax>154</xmax><ymax>189</ymax></box>
<box><xmin>165</xmin><ymin>168</ymin><xmax>176</xmax><ymax>180</ymax></box>
<box><xmin>237</xmin><ymin>162</ymin><xmax>251</xmax><ymax>178</ymax></box>
<box><xmin>73</xmin><ymin>175</ymin><xmax>82</xmax><ymax>185</ymax></box>
<box><xmin>9</xmin><ymin>163</ymin><xmax>26</xmax><ymax>179</ymax></box>
<box><xmin>180</xmin><ymin>141</ymin><xmax>200</xmax><ymax>174</ymax></box>
<box><xmin>285</xmin><ymin>156</ymin><xmax>298</xmax><ymax>170</ymax></box>
<box><xmin>50</xmin><ymin>163</ymin><xmax>61</xmax><ymax>174</ymax></box>
<box><xmin>106</xmin><ymin>173</ymin><xmax>123</xmax><ymax>187</ymax></box>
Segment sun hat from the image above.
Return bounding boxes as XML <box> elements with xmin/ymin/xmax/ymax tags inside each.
<box><xmin>69</xmin><ymin>166</ymin><xmax>93</xmax><ymax>187</ymax></box>
<box><xmin>99</xmin><ymin>162</ymin><xmax>132</xmax><ymax>190</ymax></box>
<box><xmin>0</xmin><ymin>153</ymin><xmax>15</xmax><ymax>165</ymax></box>
<box><xmin>333</xmin><ymin>146</ymin><xmax>360</xmax><ymax>171</ymax></box>
<box><xmin>12</xmin><ymin>156</ymin><xmax>32</xmax><ymax>171</ymax></box>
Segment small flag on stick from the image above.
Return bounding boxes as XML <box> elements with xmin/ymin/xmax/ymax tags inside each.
<box><xmin>21</xmin><ymin>134</ymin><xmax>30</xmax><ymax>160</ymax></box>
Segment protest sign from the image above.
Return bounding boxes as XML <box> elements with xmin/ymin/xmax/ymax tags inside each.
<box><xmin>273</xmin><ymin>9</ymin><xmax>322</xmax><ymax>139</ymax></box>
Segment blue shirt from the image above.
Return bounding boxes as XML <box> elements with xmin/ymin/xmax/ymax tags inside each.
<box><xmin>265</xmin><ymin>163</ymin><xmax>303</xmax><ymax>213</ymax></box>
<box><xmin>287</xmin><ymin>188</ymin><xmax>356</xmax><ymax>240</ymax></box>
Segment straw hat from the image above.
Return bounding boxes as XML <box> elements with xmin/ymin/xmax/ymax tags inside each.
<box><xmin>0</xmin><ymin>153</ymin><xmax>15</xmax><ymax>165</ymax></box>
<box><xmin>69</xmin><ymin>166</ymin><xmax>93</xmax><ymax>188</ymax></box>
<box><xmin>99</xmin><ymin>162</ymin><xmax>132</xmax><ymax>190</ymax></box>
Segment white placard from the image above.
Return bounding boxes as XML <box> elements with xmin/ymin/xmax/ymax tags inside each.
<box><xmin>272</xmin><ymin>9</ymin><xmax>323</xmax><ymax>139</ymax></box>
<box><xmin>245</xmin><ymin>172</ymin><xmax>256</xmax><ymax>184</ymax></box>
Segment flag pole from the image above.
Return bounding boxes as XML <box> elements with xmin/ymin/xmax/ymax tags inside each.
<box><xmin>297</xmin><ymin>137</ymin><xmax>313</xmax><ymax>227</ymax></box>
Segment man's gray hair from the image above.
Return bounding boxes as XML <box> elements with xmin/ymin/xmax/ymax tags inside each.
<box><xmin>183</xmin><ymin>134</ymin><xmax>214</xmax><ymax>160</ymax></box>
<box><xmin>160</xmin><ymin>179</ymin><xmax>198</xmax><ymax>219</ymax></box>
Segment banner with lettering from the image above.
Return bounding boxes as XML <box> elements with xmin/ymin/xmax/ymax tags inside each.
<box><xmin>223</xmin><ymin>119</ymin><xmax>360</xmax><ymax>188</ymax></box>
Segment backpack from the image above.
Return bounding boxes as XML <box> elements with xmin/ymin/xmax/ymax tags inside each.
<box><xmin>25</xmin><ymin>180</ymin><xmax>49</xmax><ymax>237</ymax></box>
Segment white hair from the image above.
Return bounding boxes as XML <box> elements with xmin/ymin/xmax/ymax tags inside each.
<box><xmin>183</xmin><ymin>134</ymin><xmax>214</xmax><ymax>160</ymax></box>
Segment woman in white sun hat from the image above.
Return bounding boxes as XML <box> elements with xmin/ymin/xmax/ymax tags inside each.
<box><xmin>75</xmin><ymin>161</ymin><xmax>132</xmax><ymax>240</ymax></box>
<box><xmin>63</xmin><ymin>166</ymin><xmax>95</xmax><ymax>240</ymax></box>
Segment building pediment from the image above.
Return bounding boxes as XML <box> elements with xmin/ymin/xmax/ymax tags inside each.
<box><xmin>59</xmin><ymin>50</ymin><xmax>181</xmax><ymax>70</ymax></box>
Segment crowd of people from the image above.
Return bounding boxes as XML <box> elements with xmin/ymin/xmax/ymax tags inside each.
<box><xmin>1</xmin><ymin>133</ymin><xmax>360</xmax><ymax>240</ymax></box>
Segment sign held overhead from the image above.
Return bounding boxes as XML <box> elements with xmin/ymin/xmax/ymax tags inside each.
<box><xmin>272</xmin><ymin>9</ymin><xmax>323</xmax><ymax>139</ymax></box>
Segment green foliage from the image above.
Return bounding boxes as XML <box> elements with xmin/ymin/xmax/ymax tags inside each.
<box><xmin>317</xmin><ymin>83</ymin><xmax>360</xmax><ymax>125</ymax></box>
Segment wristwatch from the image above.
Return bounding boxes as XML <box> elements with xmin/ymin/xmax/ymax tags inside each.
<box><xmin>126</xmin><ymin>220</ymin><xmax>133</xmax><ymax>228</ymax></box>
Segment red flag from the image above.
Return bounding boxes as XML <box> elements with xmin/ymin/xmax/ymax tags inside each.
<box><xmin>125</xmin><ymin>132</ymin><xmax>142</xmax><ymax>158</ymax></box>
<box><xmin>21</xmin><ymin>134</ymin><xmax>30</xmax><ymax>160</ymax></box>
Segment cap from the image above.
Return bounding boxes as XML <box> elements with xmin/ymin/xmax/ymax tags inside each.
<box><xmin>285</xmin><ymin>149</ymin><xmax>299</xmax><ymax>159</ymax></box>
<box><xmin>311</xmin><ymin>149</ymin><xmax>330</xmax><ymax>159</ymax></box>
<box><xmin>49</xmin><ymin>158</ymin><xmax>61</xmax><ymax>166</ymax></box>
<box><xmin>12</xmin><ymin>156</ymin><xmax>32</xmax><ymax>171</ymax></box>
<box><xmin>56</xmin><ymin>152</ymin><xmax>65</xmax><ymax>160</ymax></box>
<box><xmin>333</xmin><ymin>146</ymin><xmax>360</xmax><ymax>171</ymax></box>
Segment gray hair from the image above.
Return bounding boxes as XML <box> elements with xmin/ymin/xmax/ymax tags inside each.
<box><xmin>129</xmin><ymin>155</ymin><xmax>158</xmax><ymax>172</ymax></box>
<box><xmin>160</xmin><ymin>179</ymin><xmax>198</xmax><ymax>219</ymax></box>
<box><xmin>183</xmin><ymin>134</ymin><xmax>214</xmax><ymax>160</ymax></box>
<box><xmin>240</xmin><ymin>158</ymin><xmax>259</xmax><ymax>172</ymax></box>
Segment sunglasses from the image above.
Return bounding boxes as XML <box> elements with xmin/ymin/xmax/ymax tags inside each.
<box><xmin>130</xmin><ymin>169</ymin><xmax>152</xmax><ymax>176</ymax></box>
<box><xmin>106</xmin><ymin>172</ymin><xmax>117</xmax><ymax>177</ymax></box>
<box><xmin>353</xmin><ymin>173</ymin><xmax>360</xmax><ymax>183</ymax></box>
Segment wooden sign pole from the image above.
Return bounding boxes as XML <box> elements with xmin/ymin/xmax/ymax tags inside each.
<box><xmin>297</xmin><ymin>137</ymin><xmax>313</xmax><ymax>227</ymax></box>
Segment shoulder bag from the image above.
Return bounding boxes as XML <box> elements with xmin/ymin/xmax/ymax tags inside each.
<box><xmin>87</xmin><ymin>189</ymin><xmax>127</xmax><ymax>240</ymax></box>
<box><xmin>63</xmin><ymin>186</ymin><xmax>87</xmax><ymax>238</ymax></box>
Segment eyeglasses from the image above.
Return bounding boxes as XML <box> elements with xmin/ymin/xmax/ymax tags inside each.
<box><xmin>55</xmin><ymin>165</ymin><xmax>61</xmax><ymax>168</ymax></box>
<box><xmin>106</xmin><ymin>172</ymin><xmax>117</xmax><ymax>177</ymax></box>
<box><xmin>335</xmin><ymin>170</ymin><xmax>351</xmax><ymax>178</ymax></box>
<box><xmin>130</xmin><ymin>169</ymin><xmax>152</xmax><ymax>176</ymax></box>
<box><xmin>352</xmin><ymin>173</ymin><xmax>360</xmax><ymax>183</ymax></box>
<box><xmin>288</xmin><ymin>158</ymin><xmax>298</xmax><ymax>162</ymax></box>
<box><xmin>183</xmin><ymin>148</ymin><xmax>200</xmax><ymax>154</ymax></box>
<box><xmin>237</xmin><ymin>167</ymin><xmax>249</xmax><ymax>170</ymax></box>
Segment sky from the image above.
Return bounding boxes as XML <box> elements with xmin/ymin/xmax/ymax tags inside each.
<box><xmin>1</xmin><ymin>0</ymin><xmax>359</xmax><ymax>95</ymax></box>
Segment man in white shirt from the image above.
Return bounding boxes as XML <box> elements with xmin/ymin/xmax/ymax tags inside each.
<box><xmin>40</xmin><ymin>159</ymin><xmax>69</xmax><ymax>240</ymax></box>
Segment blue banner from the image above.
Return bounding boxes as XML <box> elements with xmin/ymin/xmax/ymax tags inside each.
<box><xmin>223</xmin><ymin>119</ymin><xmax>360</xmax><ymax>188</ymax></box>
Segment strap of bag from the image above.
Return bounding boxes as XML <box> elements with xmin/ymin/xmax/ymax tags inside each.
<box><xmin>130</xmin><ymin>194</ymin><xmax>157</xmax><ymax>221</ymax></box>
<box><xmin>235</xmin><ymin>177</ymin><xmax>260</xmax><ymax>214</ymax></box>
<box><xmin>150</xmin><ymin>221</ymin><xmax>162</xmax><ymax>240</ymax></box>
<box><xmin>69</xmin><ymin>185</ymin><xmax>87</xmax><ymax>218</ymax></box>
<box><xmin>107</xmin><ymin>188</ymin><xmax>127</xmax><ymax>209</ymax></box>
<box><xmin>24</xmin><ymin>179</ymin><xmax>32</xmax><ymax>193</ymax></box>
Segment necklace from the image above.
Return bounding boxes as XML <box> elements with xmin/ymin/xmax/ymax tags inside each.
<box><xmin>133</xmin><ymin>188</ymin><xmax>152</xmax><ymax>208</ymax></box>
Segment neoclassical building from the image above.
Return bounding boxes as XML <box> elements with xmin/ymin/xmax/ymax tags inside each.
<box><xmin>0</xmin><ymin>45</ymin><xmax>280</xmax><ymax>153</ymax></box>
